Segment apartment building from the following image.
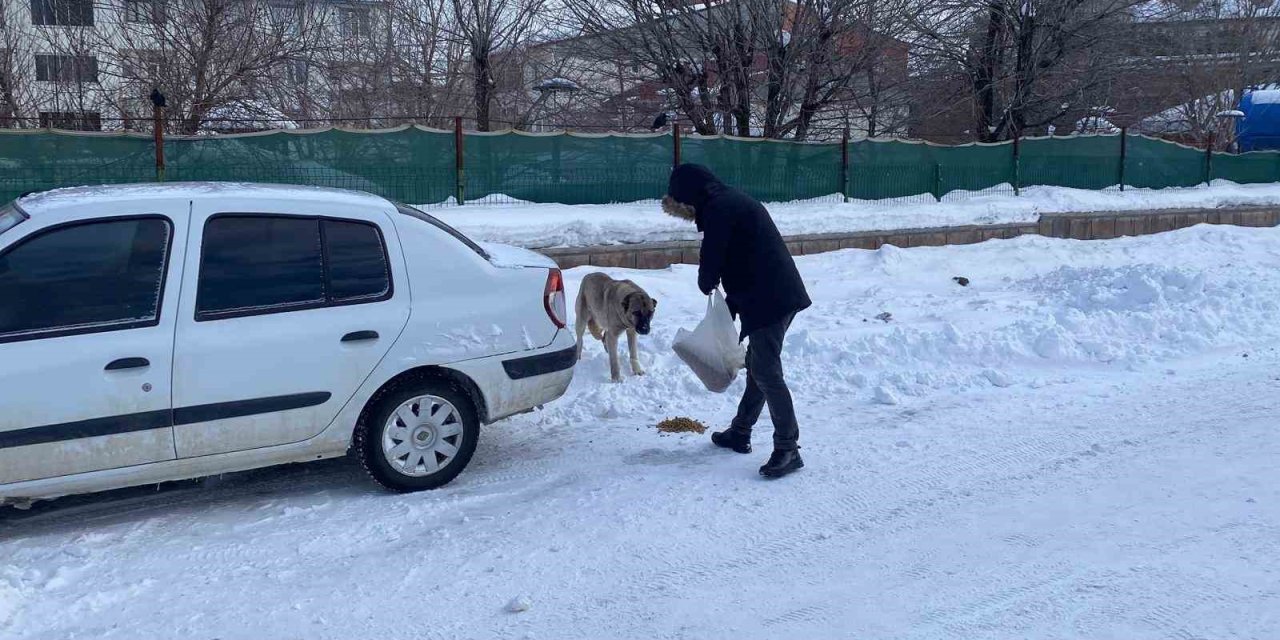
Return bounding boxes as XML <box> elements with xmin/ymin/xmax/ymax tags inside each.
<box><xmin>0</xmin><ymin>0</ymin><xmax>386</xmax><ymax>131</ymax></box>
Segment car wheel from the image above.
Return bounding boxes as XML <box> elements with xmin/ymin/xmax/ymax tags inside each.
<box><xmin>356</xmin><ymin>379</ymin><xmax>480</xmax><ymax>492</ymax></box>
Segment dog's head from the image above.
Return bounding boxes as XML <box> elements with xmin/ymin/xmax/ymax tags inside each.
<box><xmin>623</xmin><ymin>292</ymin><xmax>658</xmax><ymax>335</ymax></box>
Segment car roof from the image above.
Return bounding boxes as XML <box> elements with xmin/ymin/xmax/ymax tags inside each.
<box><xmin>16</xmin><ymin>182</ymin><xmax>391</xmax><ymax>214</ymax></box>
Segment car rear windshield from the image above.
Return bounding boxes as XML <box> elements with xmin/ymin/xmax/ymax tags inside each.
<box><xmin>394</xmin><ymin>203</ymin><xmax>489</xmax><ymax>260</ymax></box>
<box><xmin>0</xmin><ymin>204</ymin><xmax>27</xmax><ymax>237</ymax></box>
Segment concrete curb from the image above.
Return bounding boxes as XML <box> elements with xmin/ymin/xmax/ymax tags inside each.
<box><xmin>538</xmin><ymin>206</ymin><xmax>1280</xmax><ymax>270</ymax></box>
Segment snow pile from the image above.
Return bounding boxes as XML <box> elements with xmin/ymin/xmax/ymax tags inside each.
<box><xmin>0</xmin><ymin>567</ymin><xmax>22</xmax><ymax>630</ymax></box>
<box><xmin>429</xmin><ymin>181</ymin><xmax>1280</xmax><ymax>248</ymax></box>
<box><xmin>556</xmin><ymin>224</ymin><xmax>1280</xmax><ymax>423</ymax></box>
<box><xmin>4</xmin><ymin>224</ymin><xmax>1280</xmax><ymax>639</ymax></box>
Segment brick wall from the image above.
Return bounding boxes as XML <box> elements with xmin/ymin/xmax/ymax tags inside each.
<box><xmin>539</xmin><ymin>207</ymin><xmax>1280</xmax><ymax>270</ymax></box>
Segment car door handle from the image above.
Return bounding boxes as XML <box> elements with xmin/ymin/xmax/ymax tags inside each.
<box><xmin>105</xmin><ymin>357</ymin><xmax>150</xmax><ymax>371</ymax></box>
<box><xmin>341</xmin><ymin>330</ymin><xmax>379</xmax><ymax>343</ymax></box>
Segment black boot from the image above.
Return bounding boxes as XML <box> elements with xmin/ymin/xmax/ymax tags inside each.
<box><xmin>711</xmin><ymin>429</ymin><xmax>752</xmax><ymax>454</ymax></box>
<box><xmin>759</xmin><ymin>449</ymin><xmax>804</xmax><ymax>478</ymax></box>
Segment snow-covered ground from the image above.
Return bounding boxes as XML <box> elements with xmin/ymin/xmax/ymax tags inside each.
<box><xmin>5</xmin><ymin>225</ymin><xmax>1280</xmax><ymax>639</ymax></box>
<box><xmin>431</xmin><ymin>180</ymin><xmax>1280</xmax><ymax>248</ymax></box>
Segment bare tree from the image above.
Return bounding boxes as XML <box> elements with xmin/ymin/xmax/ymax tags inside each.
<box><xmin>1132</xmin><ymin>0</ymin><xmax>1280</xmax><ymax>149</ymax></box>
<box><xmin>908</xmin><ymin>0</ymin><xmax>1145</xmax><ymax>142</ymax></box>
<box><xmin>96</xmin><ymin>0</ymin><xmax>328</xmax><ymax>134</ymax></box>
<box><xmin>562</xmin><ymin>0</ymin><xmax>913</xmax><ymax>140</ymax></box>
<box><xmin>384</xmin><ymin>0</ymin><xmax>471</xmax><ymax>124</ymax></box>
<box><xmin>0</xmin><ymin>1</ymin><xmax>38</xmax><ymax>127</ymax></box>
<box><xmin>559</xmin><ymin>1</ymin><xmax>713</xmax><ymax>135</ymax></box>
<box><xmin>28</xmin><ymin>2</ymin><xmax>108</xmax><ymax>129</ymax></box>
<box><xmin>448</xmin><ymin>0</ymin><xmax>546</xmax><ymax>130</ymax></box>
<box><xmin>757</xmin><ymin>0</ymin><xmax>916</xmax><ymax>139</ymax></box>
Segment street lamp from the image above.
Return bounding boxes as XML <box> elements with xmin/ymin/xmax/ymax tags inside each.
<box><xmin>531</xmin><ymin>78</ymin><xmax>580</xmax><ymax>131</ymax></box>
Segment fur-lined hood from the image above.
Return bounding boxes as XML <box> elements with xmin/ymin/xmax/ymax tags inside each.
<box><xmin>664</xmin><ymin>164</ymin><xmax>723</xmax><ymax>223</ymax></box>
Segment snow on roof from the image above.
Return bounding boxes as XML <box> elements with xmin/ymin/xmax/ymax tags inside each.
<box><xmin>1076</xmin><ymin>116</ymin><xmax>1120</xmax><ymax>134</ymax></box>
<box><xmin>1140</xmin><ymin>85</ymin><xmax>1280</xmax><ymax>133</ymax></box>
<box><xmin>534</xmin><ymin>77</ymin><xmax>581</xmax><ymax>92</ymax></box>
<box><xmin>202</xmin><ymin>101</ymin><xmax>299</xmax><ymax>130</ymax></box>
<box><xmin>17</xmin><ymin>182</ymin><xmax>388</xmax><ymax>212</ymax></box>
<box><xmin>1250</xmin><ymin>90</ymin><xmax>1280</xmax><ymax>105</ymax></box>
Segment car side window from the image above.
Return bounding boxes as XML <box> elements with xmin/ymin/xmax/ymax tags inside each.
<box><xmin>324</xmin><ymin>219</ymin><xmax>390</xmax><ymax>302</ymax></box>
<box><xmin>196</xmin><ymin>214</ymin><xmax>392</xmax><ymax>321</ymax></box>
<box><xmin>0</xmin><ymin>217</ymin><xmax>170</xmax><ymax>341</ymax></box>
<box><xmin>197</xmin><ymin>216</ymin><xmax>324</xmax><ymax>319</ymax></box>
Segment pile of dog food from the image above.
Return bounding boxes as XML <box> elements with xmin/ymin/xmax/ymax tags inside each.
<box><xmin>656</xmin><ymin>417</ymin><xmax>708</xmax><ymax>434</ymax></box>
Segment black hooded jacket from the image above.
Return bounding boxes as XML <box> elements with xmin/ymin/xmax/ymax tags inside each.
<box><xmin>668</xmin><ymin>163</ymin><xmax>811</xmax><ymax>338</ymax></box>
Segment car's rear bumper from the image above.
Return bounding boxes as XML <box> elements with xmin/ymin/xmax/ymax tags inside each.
<box><xmin>502</xmin><ymin>345</ymin><xmax>576</xmax><ymax>379</ymax></box>
<box><xmin>447</xmin><ymin>331</ymin><xmax>576</xmax><ymax>423</ymax></box>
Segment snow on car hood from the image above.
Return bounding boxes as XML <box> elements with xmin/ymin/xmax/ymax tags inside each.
<box><xmin>479</xmin><ymin>242</ymin><xmax>557</xmax><ymax>269</ymax></box>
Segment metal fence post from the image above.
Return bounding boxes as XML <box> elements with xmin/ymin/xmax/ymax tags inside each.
<box><xmin>1119</xmin><ymin>127</ymin><xmax>1127</xmax><ymax>191</ymax></box>
<box><xmin>673</xmin><ymin>123</ymin><xmax>682</xmax><ymax>168</ymax></box>
<box><xmin>152</xmin><ymin>100</ymin><xmax>165</xmax><ymax>183</ymax></box>
<box><xmin>840</xmin><ymin>127</ymin><xmax>850</xmax><ymax>203</ymax></box>
<box><xmin>552</xmin><ymin>131</ymin><xmax>562</xmax><ymax>190</ymax></box>
<box><xmin>1204</xmin><ymin>131</ymin><xmax>1214</xmax><ymax>185</ymax></box>
<box><xmin>1012</xmin><ymin>132</ymin><xmax>1021</xmax><ymax>196</ymax></box>
<box><xmin>931</xmin><ymin>160</ymin><xmax>942</xmax><ymax>201</ymax></box>
<box><xmin>454</xmin><ymin>117</ymin><xmax>465</xmax><ymax>206</ymax></box>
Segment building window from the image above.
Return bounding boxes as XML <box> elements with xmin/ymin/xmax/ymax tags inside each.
<box><xmin>38</xmin><ymin>111</ymin><xmax>102</xmax><ymax>131</ymax></box>
<box><xmin>287</xmin><ymin>59</ymin><xmax>308</xmax><ymax>85</ymax></box>
<box><xmin>125</xmin><ymin>0</ymin><xmax>165</xmax><ymax>24</ymax></box>
<box><xmin>122</xmin><ymin>50</ymin><xmax>163</xmax><ymax>81</ymax></box>
<box><xmin>30</xmin><ymin>0</ymin><xmax>94</xmax><ymax>26</ymax></box>
<box><xmin>269</xmin><ymin>2</ymin><xmax>299</xmax><ymax>33</ymax></box>
<box><xmin>35</xmin><ymin>54</ymin><xmax>97</xmax><ymax>82</ymax></box>
<box><xmin>340</xmin><ymin>7</ymin><xmax>372</xmax><ymax>38</ymax></box>
<box><xmin>0</xmin><ymin>49</ymin><xmax>12</xmax><ymax>117</ymax></box>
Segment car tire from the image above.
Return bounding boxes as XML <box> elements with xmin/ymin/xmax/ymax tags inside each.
<box><xmin>356</xmin><ymin>379</ymin><xmax>480</xmax><ymax>492</ymax></box>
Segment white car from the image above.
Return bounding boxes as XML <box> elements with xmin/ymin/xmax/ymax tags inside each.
<box><xmin>0</xmin><ymin>183</ymin><xmax>576</xmax><ymax>504</ymax></box>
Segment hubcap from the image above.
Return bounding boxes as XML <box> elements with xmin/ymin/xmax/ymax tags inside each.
<box><xmin>382</xmin><ymin>395</ymin><xmax>464</xmax><ymax>477</ymax></box>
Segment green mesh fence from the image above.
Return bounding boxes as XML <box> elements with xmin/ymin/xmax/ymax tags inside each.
<box><xmin>682</xmin><ymin>135</ymin><xmax>842</xmax><ymax>202</ymax></box>
<box><xmin>463</xmin><ymin>132</ymin><xmax>670</xmax><ymax>204</ymax></box>
<box><xmin>1020</xmin><ymin>135</ymin><xmax>1123</xmax><ymax>190</ymax></box>
<box><xmin>1</xmin><ymin>128</ymin><xmax>1277</xmax><ymax>207</ymax></box>
<box><xmin>845</xmin><ymin>140</ymin><xmax>1016</xmax><ymax>201</ymax></box>
<box><xmin>1126</xmin><ymin>135</ymin><xmax>1206</xmax><ymax>189</ymax></box>
<box><xmin>166</xmin><ymin>127</ymin><xmax>457</xmax><ymax>205</ymax></box>
<box><xmin>0</xmin><ymin>131</ymin><xmax>155</xmax><ymax>201</ymax></box>
<box><xmin>935</xmin><ymin>142</ymin><xmax>1016</xmax><ymax>195</ymax></box>
<box><xmin>847</xmin><ymin>139</ymin><xmax>936</xmax><ymax>200</ymax></box>
<box><xmin>1211</xmin><ymin>150</ymin><xmax>1280</xmax><ymax>184</ymax></box>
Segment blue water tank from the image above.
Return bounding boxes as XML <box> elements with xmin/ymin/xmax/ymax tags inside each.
<box><xmin>1237</xmin><ymin>89</ymin><xmax>1280</xmax><ymax>152</ymax></box>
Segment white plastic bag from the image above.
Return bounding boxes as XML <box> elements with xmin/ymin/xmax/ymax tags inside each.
<box><xmin>672</xmin><ymin>290</ymin><xmax>747</xmax><ymax>393</ymax></box>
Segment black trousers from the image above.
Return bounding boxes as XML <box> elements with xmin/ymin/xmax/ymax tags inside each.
<box><xmin>729</xmin><ymin>313</ymin><xmax>799</xmax><ymax>451</ymax></box>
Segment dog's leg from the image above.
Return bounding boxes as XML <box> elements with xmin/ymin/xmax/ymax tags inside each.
<box><xmin>627</xmin><ymin>328</ymin><xmax>645</xmax><ymax>376</ymax></box>
<box><xmin>604</xmin><ymin>331</ymin><xmax>622</xmax><ymax>382</ymax></box>
<box><xmin>574</xmin><ymin>312</ymin><xmax>588</xmax><ymax>360</ymax></box>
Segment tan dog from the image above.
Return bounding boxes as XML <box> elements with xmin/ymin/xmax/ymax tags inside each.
<box><xmin>575</xmin><ymin>272</ymin><xmax>658</xmax><ymax>382</ymax></box>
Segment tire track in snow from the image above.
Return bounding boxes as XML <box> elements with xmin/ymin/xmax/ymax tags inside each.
<box><xmin>545</xmin><ymin>371</ymin><xmax>1263</xmax><ymax>637</ymax></box>
<box><xmin>762</xmin><ymin>605</ymin><xmax>829</xmax><ymax>628</ymax></box>
<box><xmin>643</xmin><ymin>430</ymin><xmax>1085</xmax><ymax>591</ymax></box>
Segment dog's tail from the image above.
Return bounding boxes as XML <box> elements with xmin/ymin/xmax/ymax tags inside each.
<box><xmin>587</xmin><ymin>318</ymin><xmax>604</xmax><ymax>340</ymax></box>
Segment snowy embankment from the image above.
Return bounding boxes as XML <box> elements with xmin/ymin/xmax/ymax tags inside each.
<box><xmin>430</xmin><ymin>180</ymin><xmax>1280</xmax><ymax>248</ymax></box>
<box><xmin>4</xmin><ymin>225</ymin><xmax>1280</xmax><ymax>639</ymax></box>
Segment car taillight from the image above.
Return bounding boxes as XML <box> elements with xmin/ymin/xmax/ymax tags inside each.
<box><xmin>544</xmin><ymin>268</ymin><xmax>567</xmax><ymax>329</ymax></box>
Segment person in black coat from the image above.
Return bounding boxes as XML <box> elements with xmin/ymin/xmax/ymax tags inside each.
<box><xmin>663</xmin><ymin>163</ymin><xmax>811</xmax><ymax>478</ymax></box>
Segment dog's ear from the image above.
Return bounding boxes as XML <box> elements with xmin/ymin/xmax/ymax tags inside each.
<box><xmin>621</xmin><ymin>292</ymin><xmax>635</xmax><ymax>311</ymax></box>
<box><xmin>651</xmin><ymin>298</ymin><xmax>658</xmax><ymax>308</ymax></box>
